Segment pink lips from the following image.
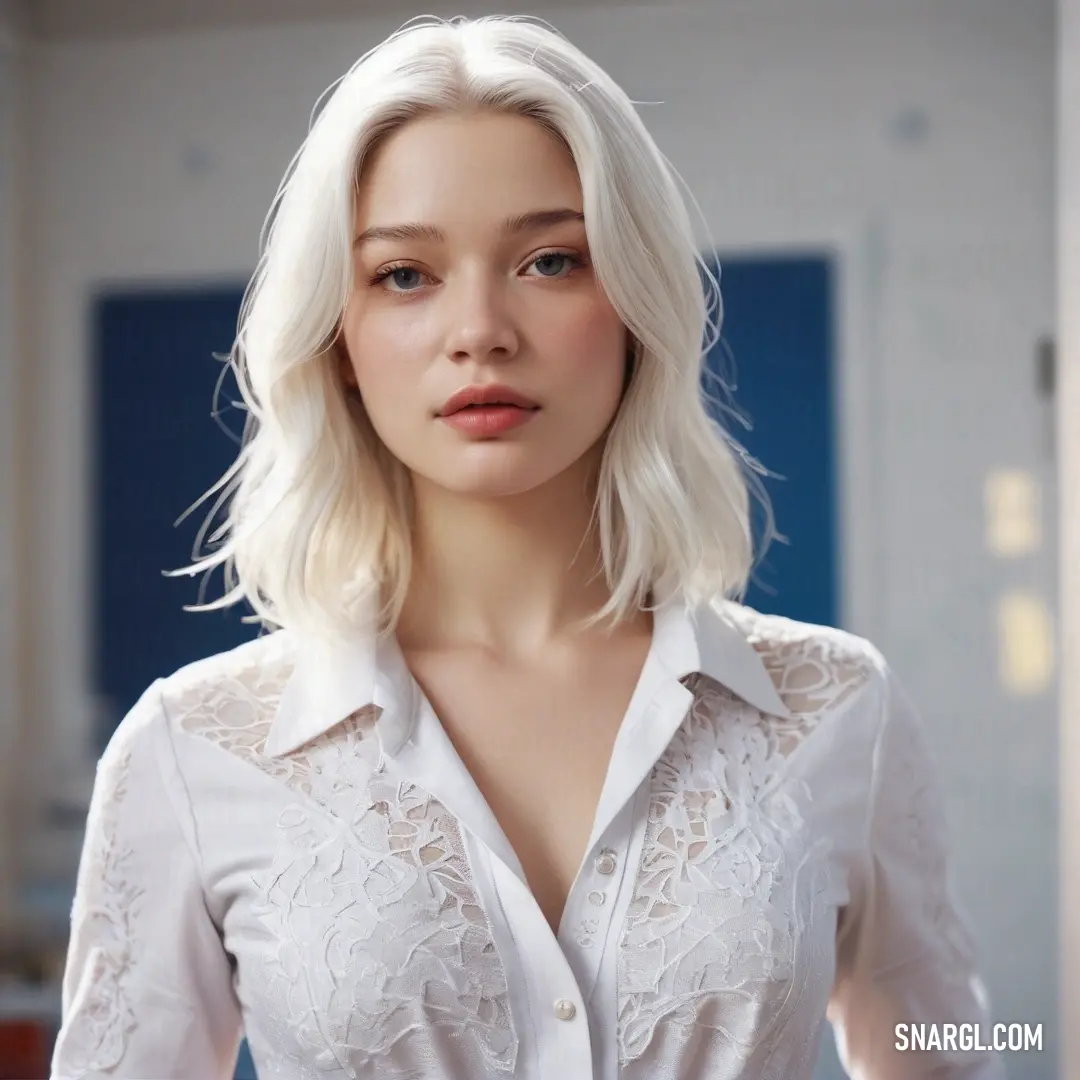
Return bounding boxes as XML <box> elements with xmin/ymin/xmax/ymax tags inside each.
<box><xmin>437</xmin><ymin>384</ymin><xmax>541</xmax><ymax>438</ymax></box>
<box><xmin>438</xmin><ymin>384</ymin><xmax>540</xmax><ymax>416</ymax></box>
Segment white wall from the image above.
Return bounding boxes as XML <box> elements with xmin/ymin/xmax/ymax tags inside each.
<box><xmin>15</xmin><ymin>0</ymin><xmax>1057</xmax><ymax>1073</ymax></box>
<box><xmin>1058</xmin><ymin>0</ymin><xmax>1079</xmax><ymax>1074</ymax></box>
<box><xmin>0</xmin><ymin>0</ymin><xmax>30</xmax><ymax>941</ymax></box>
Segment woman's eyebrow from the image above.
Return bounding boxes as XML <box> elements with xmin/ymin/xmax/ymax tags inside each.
<box><xmin>353</xmin><ymin>207</ymin><xmax>585</xmax><ymax>249</ymax></box>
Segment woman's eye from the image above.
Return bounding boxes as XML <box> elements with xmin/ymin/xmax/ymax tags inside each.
<box><xmin>374</xmin><ymin>266</ymin><xmax>426</xmax><ymax>292</ymax></box>
<box><xmin>528</xmin><ymin>252</ymin><xmax>581</xmax><ymax>277</ymax></box>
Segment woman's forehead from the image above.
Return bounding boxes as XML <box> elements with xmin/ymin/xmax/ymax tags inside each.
<box><xmin>354</xmin><ymin>112</ymin><xmax>582</xmax><ymax>229</ymax></box>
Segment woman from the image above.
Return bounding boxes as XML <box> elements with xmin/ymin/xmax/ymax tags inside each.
<box><xmin>52</xmin><ymin>14</ymin><xmax>1003</xmax><ymax>1080</ymax></box>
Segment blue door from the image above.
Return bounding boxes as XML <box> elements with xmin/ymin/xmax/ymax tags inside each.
<box><xmin>89</xmin><ymin>254</ymin><xmax>838</xmax><ymax>1079</ymax></box>
<box><xmin>92</xmin><ymin>286</ymin><xmax>259</xmax><ymax>753</ymax></box>
<box><xmin>704</xmin><ymin>253</ymin><xmax>838</xmax><ymax>629</ymax></box>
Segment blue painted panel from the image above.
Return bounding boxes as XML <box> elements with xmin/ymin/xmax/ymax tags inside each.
<box><xmin>92</xmin><ymin>286</ymin><xmax>259</xmax><ymax>752</ymax></box>
<box><xmin>703</xmin><ymin>254</ymin><xmax>838</xmax><ymax>628</ymax></box>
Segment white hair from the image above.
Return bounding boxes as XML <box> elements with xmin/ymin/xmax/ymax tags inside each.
<box><xmin>170</xmin><ymin>13</ymin><xmax>780</xmax><ymax>639</ymax></box>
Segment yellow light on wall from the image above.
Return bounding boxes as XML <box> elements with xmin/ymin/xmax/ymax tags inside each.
<box><xmin>997</xmin><ymin>590</ymin><xmax>1055</xmax><ymax>695</ymax></box>
<box><xmin>984</xmin><ymin>469</ymin><xmax>1042</xmax><ymax>557</ymax></box>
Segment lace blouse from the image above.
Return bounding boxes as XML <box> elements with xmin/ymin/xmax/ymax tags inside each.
<box><xmin>51</xmin><ymin>598</ymin><xmax>1003</xmax><ymax>1079</ymax></box>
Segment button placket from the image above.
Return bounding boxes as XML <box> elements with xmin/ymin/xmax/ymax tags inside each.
<box><xmin>570</xmin><ymin>848</ymin><xmax>618</xmax><ymax>948</ymax></box>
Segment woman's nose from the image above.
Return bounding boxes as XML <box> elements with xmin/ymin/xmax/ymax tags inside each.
<box><xmin>442</xmin><ymin>272</ymin><xmax>520</xmax><ymax>362</ymax></box>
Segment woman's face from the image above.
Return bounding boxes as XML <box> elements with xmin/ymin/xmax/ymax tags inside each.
<box><xmin>338</xmin><ymin>110</ymin><xmax>629</xmax><ymax>499</ymax></box>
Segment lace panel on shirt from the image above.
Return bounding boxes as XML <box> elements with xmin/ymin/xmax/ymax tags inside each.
<box><xmin>60</xmin><ymin>748</ymin><xmax>143</xmax><ymax>1074</ymax></box>
<box><xmin>724</xmin><ymin>602</ymin><xmax>871</xmax><ymax>754</ymax></box>
<box><xmin>618</xmin><ymin>609</ymin><xmax>875</xmax><ymax>1076</ymax></box>
<box><xmin>168</xmin><ymin>638</ymin><xmax>517</xmax><ymax>1079</ymax></box>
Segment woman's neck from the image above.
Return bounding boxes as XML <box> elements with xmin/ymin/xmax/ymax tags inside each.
<box><xmin>397</xmin><ymin>456</ymin><xmax>642</xmax><ymax>657</ymax></box>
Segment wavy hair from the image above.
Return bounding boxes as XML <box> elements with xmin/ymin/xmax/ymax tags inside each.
<box><xmin>169</xmin><ymin>13</ymin><xmax>780</xmax><ymax>639</ymax></box>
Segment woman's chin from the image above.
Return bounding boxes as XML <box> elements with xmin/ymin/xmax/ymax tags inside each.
<box><xmin>405</xmin><ymin>436</ymin><xmax>603</xmax><ymax>502</ymax></box>
<box><xmin>412</xmin><ymin>455</ymin><xmax>576</xmax><ymax>501</ymax></box>
<box><xmin>426</xmin><ymin>471</ymin><xmax>557</xmax><ymax>500</ymax></box>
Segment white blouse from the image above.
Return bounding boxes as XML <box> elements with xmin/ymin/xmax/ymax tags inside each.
<box><xmin>51</xmin><ymin>598</ymin><xmax>1004</xmax><ymax>1080</ymax></box>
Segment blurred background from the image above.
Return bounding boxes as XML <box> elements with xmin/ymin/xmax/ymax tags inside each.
<box><xmin>0</xmin><ymin>0</ymin><xmax>1073</xmax><ymax>1077</ymax></box>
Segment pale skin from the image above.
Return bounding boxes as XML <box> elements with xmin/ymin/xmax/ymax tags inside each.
<box><xmin>337</xmin><ymin>109</ymin><xmax>653</xmax><ymax>937</ymax></box>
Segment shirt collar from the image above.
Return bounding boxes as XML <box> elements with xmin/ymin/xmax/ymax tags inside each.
<box><xmin>264</xmin><ymin>596</ymin><xmax>793</xmax><ymax>759</ymax></box>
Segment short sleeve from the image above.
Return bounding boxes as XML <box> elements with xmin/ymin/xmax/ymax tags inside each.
<box><xmin>51</xmin><ymin>680</ymin><xmax>243</xmax><ymax>1079</ymax></box>
<box><xmin>827</xmin><ymin>665</ymin><xmax>1006</xmax><ymax>1079</ymax></box>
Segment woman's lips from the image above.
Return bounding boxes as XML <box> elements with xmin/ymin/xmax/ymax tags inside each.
<box><xmin>438</xmin><ymin>403</ymin><xmax>540</xmax><ymax>437</ymax></box>
<box><xmin>438</xmin><ymin>383</ymin><xmax>540</xmax><ymax>415</ymax></box>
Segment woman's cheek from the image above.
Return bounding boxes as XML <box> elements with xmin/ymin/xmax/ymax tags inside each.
<box><xmin>552</xmin><ymin>311</ymin><xmax>627</xmax><ymax>382</ymax></box>
<box><xmin>351</xmin><ymin>315</ymin><xmax>428</xmax><ymax>391</ymax></box>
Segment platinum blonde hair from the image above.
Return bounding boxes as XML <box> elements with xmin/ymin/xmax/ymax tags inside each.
<box><xmin>171</xmin><ymin>14</ymin><xmax>779</xmax><ymax>639</ymax></box>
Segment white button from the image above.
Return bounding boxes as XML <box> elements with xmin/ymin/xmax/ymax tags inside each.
<box><xmin>554</xmin><ymin>998</ymin><xmax>577</xmax><ymax>1021</ymax></box>
<box><xmin>595</xmin><ymin>851</ymin><xmax>617</xmax><ymax>875</ymax></box>
<box><xmin>588</xmin><ymin>890</ymin><xmax>606</xmax><ymax>906</ymax></box>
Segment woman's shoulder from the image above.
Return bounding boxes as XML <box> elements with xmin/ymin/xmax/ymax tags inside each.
<box><xmin>151</xmin><ymin>629</ymin><xmax>301</xmax><ymax>751</ymax></box>
<box><xmin>99</xmin><ymin>630</ymin><xmax>303</xmax><ymax>771</ymax></box>
<box><xmin>717</xmin><ymin>598</ymin><xmax>885</xmax><ymax>663</ymax></box>
<box><xmin>87</xmin><ymin>633</ymin><xmax>300</xmax><ymax>836</ymax></box>
<box><xmin>715</xmin><ymin>598</ymin><xmax>890</xmax><ymax>719</ymax></box>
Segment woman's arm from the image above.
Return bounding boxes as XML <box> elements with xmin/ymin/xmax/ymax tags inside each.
<box><xmin>51</xmin><ymin>681</ymin><xmax>243</xmax><ymax>1079</ymax></box>
<box><xmin>827</xmin><ymin>665</ymin><xmax>1006</xmax><ymax>1079</ymax></box>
